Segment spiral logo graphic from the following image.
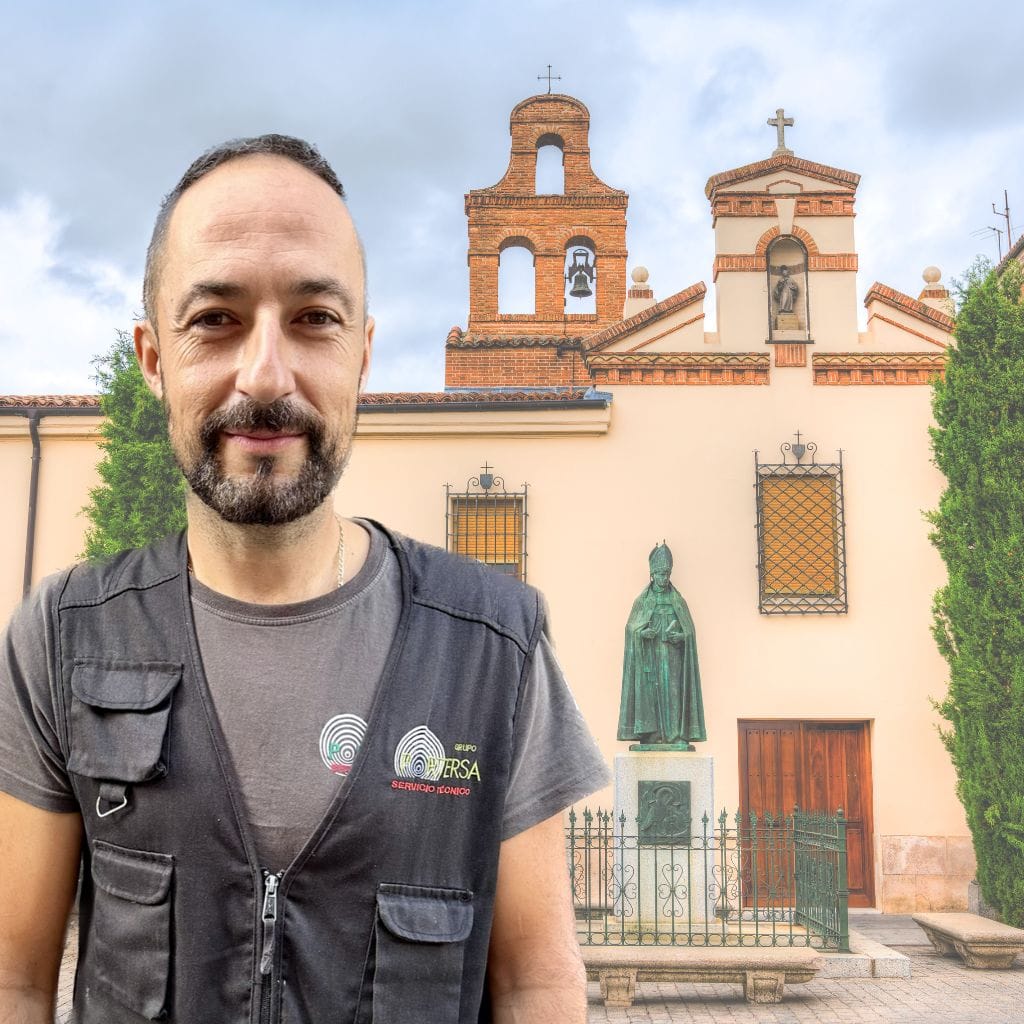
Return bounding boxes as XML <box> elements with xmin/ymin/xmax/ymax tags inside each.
<box><xmin>319</xmin><ymin>714</ymin><xmax>368</xmax><ymax>776</ymax></box>
<box><xmin>394</xmin><ymin>725</ymin><xmax>446</xmax><ymax>781</ymax></box>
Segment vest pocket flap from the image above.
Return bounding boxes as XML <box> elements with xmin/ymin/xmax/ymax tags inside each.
<box><xmin>92</xmin><ymin>841</ymin><xmax>173</xmax><ymax>905</ymax></box>
<box><xmin>72</xmin><ymin>661</ymin><xmax>182</xmax><ymax>710</ymax></box>
<box><xmin>377</xmin><ymin>884</ymin><xmax>474</xmax><ymax>943</ymax></box>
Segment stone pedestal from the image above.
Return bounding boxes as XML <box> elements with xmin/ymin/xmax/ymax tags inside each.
<box><xmin>614</xmin><ymin>751</ymin><xmax>715</xmax><ymax>927</ymax></box>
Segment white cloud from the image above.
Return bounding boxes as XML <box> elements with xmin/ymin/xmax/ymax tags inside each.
<box><xmin>0</xmin><ymin>194</ymin><xmax>139</xmax><ymax>395</ymax></box>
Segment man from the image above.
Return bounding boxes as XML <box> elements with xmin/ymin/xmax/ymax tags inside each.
<box><xmin>0</xmin><ymin>135</ymin><xmax>609</xmax><ymax>1023</ymax></box>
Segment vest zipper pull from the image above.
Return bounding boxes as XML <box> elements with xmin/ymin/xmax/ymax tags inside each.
<box><xmin>259</xmin><ymin>871</ymin><xmax>281</xmax><ymax>976</ymax></box>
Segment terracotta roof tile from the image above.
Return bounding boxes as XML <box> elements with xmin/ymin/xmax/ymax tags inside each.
<box><xmin>1</xmin><ymin>391</ymin><xmax>605</xmax><ymax>412</ymax></box>
<box><xmin>359</xmin><ymin>389</ymin><xmax>595</xmax><ymax>406</ymax></box>
<box><xmin>446</xmin><ymin>333</ymin><xmax>585</xmax><ymax>349</ymax></box>
<box><xmin>864</xmin><ymin>282</ymin><xmax>955</xmax><ymax>332</ymax></box>
<box><xmin>705</xmin><ymin>154</ymin><xmax>860</xmax><ymax>198</ymax></box>
<box><xmin>582</xmin><ymin>282</ymin><xmax>707</xmax><ymax>354</ymax></box>
<box><xmin>0</xmin><ymin>395</ymin><xmax>101</xmax><ymax>409</ymax></box>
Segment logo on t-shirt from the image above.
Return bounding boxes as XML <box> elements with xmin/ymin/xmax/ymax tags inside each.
<box><xmin>319</xmin><ymin>714</ymin><xmax>368</xmax><ymax>776</ymax></box>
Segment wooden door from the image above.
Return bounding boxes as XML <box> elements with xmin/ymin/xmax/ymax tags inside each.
<box><xmin>738</xmin><ymin>720</ymin><xmax>875</xmax><ymax>908</ymax></box>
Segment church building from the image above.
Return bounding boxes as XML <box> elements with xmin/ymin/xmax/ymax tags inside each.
<box><xmin>0</xmin><ymin>91</ymin><xmax>968</xmax><ymax>912</ymax></box>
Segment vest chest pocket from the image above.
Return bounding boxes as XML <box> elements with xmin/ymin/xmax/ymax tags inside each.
<box><xmin>86</xmin><ymin>840</ymin><xmax>174</xmax><ymax>1020</ymax></box>
<box><xmin>369</xmin><ymin>883</ymin><xmax>474</xmax><ymax>1024</ymax></box>
<box><xmin>68</xmin><ymin>661</ymin><xmax>181</xmax><ymax>783</ymax></box>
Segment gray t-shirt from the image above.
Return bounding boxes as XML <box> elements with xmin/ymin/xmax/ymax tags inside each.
<box><xmin>0</xmin><ymin>523</ymin><xmax>609</xmax><ymax>871</ymax></box>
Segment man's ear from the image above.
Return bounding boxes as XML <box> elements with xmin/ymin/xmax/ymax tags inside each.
<box><xmin>359</xmin><ymin>316</ymin><xmax>375</xmax><ymax>393</ymax></box>
<box><xmin>134</xmin><ymin>322</ymin><xmax>163</xmax><ymax>400</ymax></box>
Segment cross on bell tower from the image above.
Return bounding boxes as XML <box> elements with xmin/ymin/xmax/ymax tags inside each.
<box><xmin>767</xmin><ymin>108</ymin><xmax>794</xmax><ymax>157</ymax></box>
<box><xmin>537</xmin><ymin>64</ymin><xmax>561</xmax><ymax>94</ymax></box>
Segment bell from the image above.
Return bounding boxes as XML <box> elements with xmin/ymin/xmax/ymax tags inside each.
<box><xmin>567</xmin><ymin>247</ymin><xmax>595</xmax><ymax>298</ymax></box>
<box><xmin>569</xmin><ymin>271</ymin><xmax>593</xmax><ymax>298</ymax></box>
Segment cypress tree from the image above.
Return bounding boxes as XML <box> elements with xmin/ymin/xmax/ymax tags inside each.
<box><xmin>81</xmin><ymin>330</ymin><xmax>186</xmax><ymax>559</ymax></box>
<box><xmin>930</xmin><ymin>258</ymin><xmax>1024</xmax><ymax>926</ymax></box>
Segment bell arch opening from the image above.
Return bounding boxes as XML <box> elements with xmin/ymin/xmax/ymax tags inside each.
<box><xmin>535</xmin><ymin>134</ymin><xmax>565</xmax><ymax>195</ymax></box>
<box><xmin>564</xmin><ymin>236</ymin><xmax>596</xmax><ymax>314</ymax></box>
<box><xmin>498</xmin><ymin>239</ymin><xmax>536</xmax><ymax>314</ymax></box>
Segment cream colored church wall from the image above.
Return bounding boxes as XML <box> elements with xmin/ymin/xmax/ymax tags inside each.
<box><xmin>807</xmin><ymin>274</ymin><xmax>860</xmax><ymax>347</ymax></box>
<box><xmin>714</xmin><ymin>215</ymin><xmax>854</xmax><ymax>256</ymax></box>
<box><xmin>0</xmin><ymin>418</ymin><xmax>104</xmax><ymax>617</ymax></box>
<box><xmin>715</xmin><ymin>273</ymin><xmax>770</xmax><ymax>347</ymax></box>
<box><xmin>713</xmin><ymin>272</ymin><xmax>859</xmax><ymax>349</ymax></box>
<box><xmin>340</xmin><ymin>381</ymin><xmax>970</xmax><ymax>907</ymax></box>
<box><xmin>0</xmin><ymin>388</ymin><xmax>971</xmax><ymax>911</ymax></box>
<box><xmin>793</xmin><ymin>216</ymin><xmax>854</xmax><ymax>253</ymax></box>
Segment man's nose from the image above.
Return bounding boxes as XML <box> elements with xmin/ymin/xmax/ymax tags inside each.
<box><xmin>235</xmin><ymin>315</ymin><xmax>296</xmax><ymax>403</ymax></box>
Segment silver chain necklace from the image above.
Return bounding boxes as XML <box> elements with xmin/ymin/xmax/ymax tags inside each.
<box><xmin>187</xmin><ymin>515</ymin><xmax>347</xmax><ymax>589</ymax></box>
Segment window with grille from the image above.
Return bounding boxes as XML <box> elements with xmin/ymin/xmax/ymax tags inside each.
<box><xmin>446</xmin><ymin>469</ymin><xmax>528</xmax><ymax>580</ymax></box>
<box><xmin>755</xmin><ymin>439</ymin><xmax>847</xmax><ymax>614</ymax></box>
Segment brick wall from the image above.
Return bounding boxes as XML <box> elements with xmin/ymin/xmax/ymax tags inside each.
<box><xmin>445</xmin><ymin>345</ymin><xmax>589</xmax><ymax>388</ymax></box>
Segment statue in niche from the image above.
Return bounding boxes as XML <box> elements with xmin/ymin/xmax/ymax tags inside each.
<box><xmin>773</xmin><ymin>265</ymin><xmax>800</xmax><ymax>314</ymax></box>
<box><xmin>617</xmin><ymin>543</ymin><xmax>707</xmax><ymax>749</ymax></box>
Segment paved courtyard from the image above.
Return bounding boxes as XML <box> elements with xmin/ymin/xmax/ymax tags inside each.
<box><xmin>56</xmin><ymin>912</ymin><xmax>1024</xmax><ymax>1022</ymax></box>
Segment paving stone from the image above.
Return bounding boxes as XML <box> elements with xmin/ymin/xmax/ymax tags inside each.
<box><xmin>55</xmin><ymin>914</ymin><xmax>1024</xmax><ymax>1022</ymax></box>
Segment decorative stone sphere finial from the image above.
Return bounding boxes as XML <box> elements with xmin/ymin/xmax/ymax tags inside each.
<box><xmin>923</xmin><ymin>266</ymin><xmax>942</xmax><ymax>286</ymax></box>
<box><xmin>631</xmin><ymin>266</ymin><xmax>649</xmax><ymax>284</ymax></box>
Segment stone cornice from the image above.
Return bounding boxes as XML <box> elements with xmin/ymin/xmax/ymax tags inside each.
<box><xmin>587</xmin><ymin>351</ymin><xmax>769</xmax><ymax>385</ymax></box>
<box><xmin>712</xmin><ymin>194</ymin><xmax>856</xmax><ymax>220</ymax></box>
<box><xmin>465</xmin><ymin>193</ymin><xmax>628</xmax><ymax>209</ymax></box>
<box><xmin>713</xmin><ymin>253</ymin><xmax>857</xmax><ymax>279</ymax></box>
<box><xmin>812</xmin><ymin>352</ymin><xmax>946</xmax><ymax>385</ymax></box>
<box><xmin>446</xmin><ymin>330</ymin><xmax>585</xmax><ymax>350</ymax></box>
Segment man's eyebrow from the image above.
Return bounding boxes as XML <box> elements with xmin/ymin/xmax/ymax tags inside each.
<box><xmin>173</xmin><ymin>281</ymin><xmax>248</xmax><ymax>324</ymax></box>
<box><xmin>292</xmin><ymin>278</ymin><xmax>358</xmax><ymax>319</ymax></box>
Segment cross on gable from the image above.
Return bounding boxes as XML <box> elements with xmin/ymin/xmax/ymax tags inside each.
<box><xmin>767</xmin><ymin>108</ymin><xmax>794</xmax><ymax>156</ymax></box>
<box><xmin>537</xmin><ymin>65</ymin><xmax>561</xmax><ymax>94</ymax></box>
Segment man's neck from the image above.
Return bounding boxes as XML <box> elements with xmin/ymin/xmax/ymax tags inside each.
<box><xmin>184</xmin><ymin>497</ymin><xmax>371</xmax><ymax>604</ymax></box>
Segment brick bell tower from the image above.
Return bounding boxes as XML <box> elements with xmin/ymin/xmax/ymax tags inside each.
<box><xmin>445</xmin><ymin>92</ymin><xmax>628</xmax><ymax>388</ymax></box>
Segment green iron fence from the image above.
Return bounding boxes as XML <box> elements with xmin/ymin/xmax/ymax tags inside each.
<box><xmin>567</xmin><ymin>807</ymin><xmax>849</xmax><ymax>951</ymax></box>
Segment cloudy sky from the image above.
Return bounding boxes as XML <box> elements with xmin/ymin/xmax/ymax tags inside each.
<box><xmin>1</xmin><ymin>0</ymin><xmax>1020</xmax><ymax>396</ymax></box>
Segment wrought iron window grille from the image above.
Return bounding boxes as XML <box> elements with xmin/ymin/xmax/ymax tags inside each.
<box><xmin>445</xmin><ymin>464</ymin><xmax>528</xmax><ymax>581</ymax></box>
<box><xmin>754</xmin><ymin>432</ymin><xmax>848</xmax><ymax>615</ymax></box>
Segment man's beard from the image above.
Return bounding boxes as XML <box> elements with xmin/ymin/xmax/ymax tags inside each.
<box><xmin>170</xmin><ymin>397</ymin><xmax>351</xmax><ymax>526</ymax></box>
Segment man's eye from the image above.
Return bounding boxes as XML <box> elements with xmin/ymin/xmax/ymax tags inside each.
<box><xmin>192</xmin><ymin>311</ymin><xmax>233</xmax><ymax>328</ymax></box>
<box><xmin>299</xmin><ymin>310</ymin><xmax>339</xmax><ymax>326</ymax></box>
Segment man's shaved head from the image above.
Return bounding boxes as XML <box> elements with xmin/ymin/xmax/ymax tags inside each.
<box><xmin>143</xmin><ymin>133</ymin><xmax>365</xmax><ymax>324</ymax></box>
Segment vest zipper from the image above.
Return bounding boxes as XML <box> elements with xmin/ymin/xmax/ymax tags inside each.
<box><xmin>259</xmin><ymin>871</ymin><xmax>281</xmax><ymax>976</ymax></box>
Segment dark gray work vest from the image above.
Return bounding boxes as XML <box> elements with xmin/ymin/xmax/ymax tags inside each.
<box><xmin>50</xmin><ymin>525</ymin><xmax>543</xmax><ymax>1024</ymax></box>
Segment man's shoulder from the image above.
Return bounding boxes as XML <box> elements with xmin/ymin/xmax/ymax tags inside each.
<box><xmin>377</xmin><ymin>524</ymin><xmax>542</xmax><ymax>652</ymax></box>
<box><xmin>59</xmin><ymin>533</ymin><xmax>185</xmax><ymax>608</ymax></box>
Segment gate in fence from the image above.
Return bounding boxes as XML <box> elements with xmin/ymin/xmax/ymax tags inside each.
<box><xmin>567</xmin><ymin>806</ymin><xmax>850</xmax><ymax>951</ymax></box>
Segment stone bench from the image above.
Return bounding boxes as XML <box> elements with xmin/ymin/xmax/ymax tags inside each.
<box><xmin>581</xmin><ymin>944</ymin><xmax>824</xmax><ymax>1006</ymax></box>
<box><xmin>913</xmin><ymin>912</ymin><xmax>1024</xmax><ymax>969</ymax></box>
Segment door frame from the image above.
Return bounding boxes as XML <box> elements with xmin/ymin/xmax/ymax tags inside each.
<box><xmin>737</xmin><ymin>718</ymin><xmax>876</xmax><ymax>908</ymax></box>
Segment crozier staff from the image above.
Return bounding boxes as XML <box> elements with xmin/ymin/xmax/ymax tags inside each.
<box><xmin>0</xmin><ymin>135</ymin><xmax>608</xmax><ymax>1024</ymax></box>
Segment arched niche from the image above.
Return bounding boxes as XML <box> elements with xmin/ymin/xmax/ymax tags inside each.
<box><xmin>564</xmin><ymin>235</ymin><xmax>596</xmax><ymax>314</ymax></box>
<box><xmin>535</xmin><ymin>133</ymin><xmax>565</xmax><ymax>195</ymax></box>
<box><xmin>498</xmin><ymin>237</ymin><xmax>536</xmax><ymax>314</ymax></box>
<box><xmin>766</xmin><ymin>236</ymin><xmax>809</xmax><ymax>340</ymax></box>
